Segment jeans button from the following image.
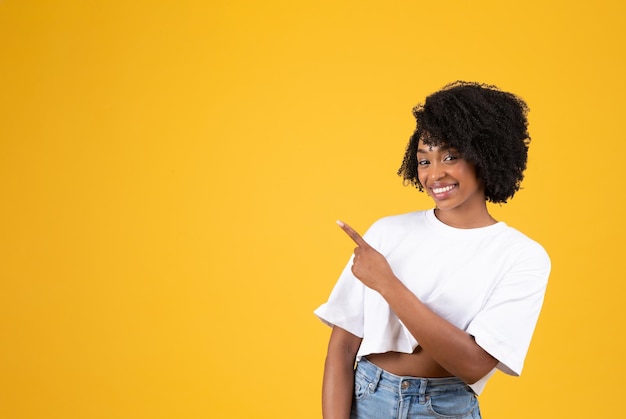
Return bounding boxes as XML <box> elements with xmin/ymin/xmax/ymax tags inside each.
<box><xmin>401</xmin><ymin>381</ymin><xmax>409</xmax><ymax>389</ymax></box>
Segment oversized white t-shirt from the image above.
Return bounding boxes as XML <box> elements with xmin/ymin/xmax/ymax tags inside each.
<box><xmin>315</xmin><ymin>209</ymin><xmax>550</xmax><ymax>395</ymax></box>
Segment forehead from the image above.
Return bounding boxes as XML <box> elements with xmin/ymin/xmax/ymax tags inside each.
<box><xmin>417</xmin><ymin>139</ymin><xmax>452</xmax><ymax>153</ymax></box>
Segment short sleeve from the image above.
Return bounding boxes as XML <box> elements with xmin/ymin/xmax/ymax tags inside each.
<box><xmin>466</xmin><ymin>242</ymin><xmax>550</xmax><ymax>376</ymax></box>
<box><xmin>314</xmin><ymin>257</ymin><xmax>366</xmax><ymax>337</ymax></box>
<box><xmin>313</xmin><ymin>220</ymin><xmax>390</xmax><ymax>337</ymax></box>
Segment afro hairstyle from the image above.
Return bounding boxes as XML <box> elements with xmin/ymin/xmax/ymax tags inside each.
<box><xmin>398</xmin><ymin>81</ymin><xmax>530</xmax><ymax>204</ymax></box>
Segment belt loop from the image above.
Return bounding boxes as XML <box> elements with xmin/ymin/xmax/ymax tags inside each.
<box><xmin>418</xmin><ymin>378</ymin><xmax>428</xmax><ymax>404</ymax></box>
<box><xmin>366</xmin><ymin>363</ymin><xmax>383</xmax><ymax>393</ymax></box>
<box><xmin>370</xmin><ymin>364</ymin><xmax>383</xmax><ymax>392</ymax></box>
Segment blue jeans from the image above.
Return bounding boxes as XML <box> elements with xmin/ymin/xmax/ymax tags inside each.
<box><xmin>351</xmin><ymin>358</ymin><xmax>482</xmax><ymax>419</ymax></box>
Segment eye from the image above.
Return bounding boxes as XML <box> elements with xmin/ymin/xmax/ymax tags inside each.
<box><xmin>443</xmin><ymin>153</ymin><xmax>459</xmax><ymax>162</ymax></box>
<box><xmin>417</xmin><ymin>159</ymin><xmax>430</xmax><ymax>166</ymax></box>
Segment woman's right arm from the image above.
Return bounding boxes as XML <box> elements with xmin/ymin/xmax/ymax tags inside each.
<box><xmin>322</xmin><ymin>326</ymin><xmax>362</xmax><ymax>419</ymax></box>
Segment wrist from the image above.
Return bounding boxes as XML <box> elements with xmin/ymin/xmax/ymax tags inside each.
<box><xmin>378</xmin><ymin>274</ymin><xmax>403</xmax><ymax>298</ymax></box>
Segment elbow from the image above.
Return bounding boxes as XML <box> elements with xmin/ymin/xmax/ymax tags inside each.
<box><xmin>454</xmin><ymin>353</ymin><xmax>498</xmax><ymax>385</ymax></box>
<box><xmin>462</xmin><ymin>372</ymin><xmax>486</xmax><ymax>385</ymax></box>
<box><xmin>458</xmin><ymin>368</ymin><xmax>488</xmax><ymax>385</ymax></box>
<box><xmin>459</xmin><ymin>360</ymin><xmax>498</xmax><ymax>385</ymax></box>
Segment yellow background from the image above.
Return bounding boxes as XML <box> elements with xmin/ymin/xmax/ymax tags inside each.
<box><xmin>1</xmin><ymin>1</ymin><xmax>624</xmax><ymax>417</ymax></box>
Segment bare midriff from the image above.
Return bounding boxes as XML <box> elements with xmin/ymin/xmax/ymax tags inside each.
<box><xmin>364</xmin><ymin>346</ymin><xmax>453</xmax><ymax>378</ymax></box>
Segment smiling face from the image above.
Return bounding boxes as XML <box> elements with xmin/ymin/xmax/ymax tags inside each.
<box><xmin>417</xmin><ymin>139</ymin><xmax>490</xmax><ymax>225</ymax></box>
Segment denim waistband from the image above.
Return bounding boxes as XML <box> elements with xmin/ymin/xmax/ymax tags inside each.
<box><xmin>356</xmin><ymin>357</ymin><xmax>471</xmax><ymax>397</ymax></box>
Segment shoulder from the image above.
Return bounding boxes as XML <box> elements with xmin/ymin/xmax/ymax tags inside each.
<box><xmin>496</xmin><ymin>225</ymin><xmax>551</xmax><ymax>275</ymax></box>
<box><xmin>367</xmin><ymin>210</ymin><xmax>426</xmax><ymax>232</ymax></box>
<box><xmin>499</xmin><ymin>226</ymin><xmax>549</xmax><ymax>255</ymax></box>
<box><xmin>362</xmin><ymin>210</ymin><xmax>429</xmax><ymax>246</ymax></box>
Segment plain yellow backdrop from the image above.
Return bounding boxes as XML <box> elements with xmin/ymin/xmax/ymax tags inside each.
<box><xmin>1</xmin><ymin>1</ymin><xmax>625</xmax><ymax>417</ymax></box>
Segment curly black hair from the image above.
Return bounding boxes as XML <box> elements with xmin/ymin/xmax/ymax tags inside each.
<box><xmin>398</xmin><ymin>81</ymin><xmax>530</xmax><ymax>204</ymax></box>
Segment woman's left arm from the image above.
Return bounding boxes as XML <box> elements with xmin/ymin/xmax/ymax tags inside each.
<box><xmin>379</xmin><ymin>279</ymin><xmax>498</xmax><ymax>384</ymax></box>
<box><xmin>338</xmin><ymin>221</ymin><xmax>498</xmax><ymax>384</ymax></box>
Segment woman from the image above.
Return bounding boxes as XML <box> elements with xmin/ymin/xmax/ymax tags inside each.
<box><xmin>315</xmin><ymin>81</ymin><xmax>550</xmax><ymax>418</ymax></box>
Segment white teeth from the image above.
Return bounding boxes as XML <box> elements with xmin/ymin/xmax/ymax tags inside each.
<box><xmin>432</xmin><ymin>185</ymin><xmax>455</xmax><ymax>194</ymax></box>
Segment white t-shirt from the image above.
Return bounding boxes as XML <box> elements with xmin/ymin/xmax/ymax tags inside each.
<box><xmin>314</xmin><ymin>209</ymin><xmax>550</xmax><ymax>395</ymax></box>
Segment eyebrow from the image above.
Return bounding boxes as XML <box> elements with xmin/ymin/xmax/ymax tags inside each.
<box><xmin>416</xmin><ymin>145</ymin><xmax>451</xmax><ymax>153</ymax></box>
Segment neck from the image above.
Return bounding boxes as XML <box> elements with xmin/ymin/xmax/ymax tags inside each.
<box><xmin>433</xmin><ymin>203</ymin><xmax>496</xmax><ymax>229</ymax></box>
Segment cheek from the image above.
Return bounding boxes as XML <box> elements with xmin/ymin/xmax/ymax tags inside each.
<box><xmin>456</xmin><ymin>165</ymin><xmax>480</xmax><ymax>186</ymax></box>
<box><xmin>417</xmin><ymin>168</ymin><xmax>427</xmax><ymax>185</ymax></box>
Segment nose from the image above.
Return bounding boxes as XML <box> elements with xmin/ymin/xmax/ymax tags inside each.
<box><xmin>430</xmin><ymin>163</ymin><xmax>445</xmax><ymax>180</ymax></box>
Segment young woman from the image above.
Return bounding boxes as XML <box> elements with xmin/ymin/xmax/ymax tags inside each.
<box><xmin>315</xmin><ymin>81</ymin><xmax>550</xmax><ymax>419</ymax></box>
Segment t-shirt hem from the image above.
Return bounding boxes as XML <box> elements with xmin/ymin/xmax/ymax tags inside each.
<box><xmin>313</xmin><ymin>307</ymin><xmax>364</xmax><ymax>339</ymax></box>
<box><xmin>470</xmin><ymin>331</ymin><xmax>523</xmax><ymax>377</ymax></box>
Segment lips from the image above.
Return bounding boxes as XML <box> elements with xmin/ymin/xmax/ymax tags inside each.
<box><xmin>431</xmin><ymin>184</ymin><xmax>457</xmax><ymax>194</ymax></box>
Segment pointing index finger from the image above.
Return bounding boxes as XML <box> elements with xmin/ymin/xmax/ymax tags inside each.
<box><xmin>336</xmin><ymin>220</ymin><xmax>369</xmax><ymax>248</ymax></box>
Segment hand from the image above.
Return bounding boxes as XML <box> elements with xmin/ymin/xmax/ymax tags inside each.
<box><xmin>337</xmin><ymin>220</ymin><xmax>398</xmax><ymax>293</ymax></box>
